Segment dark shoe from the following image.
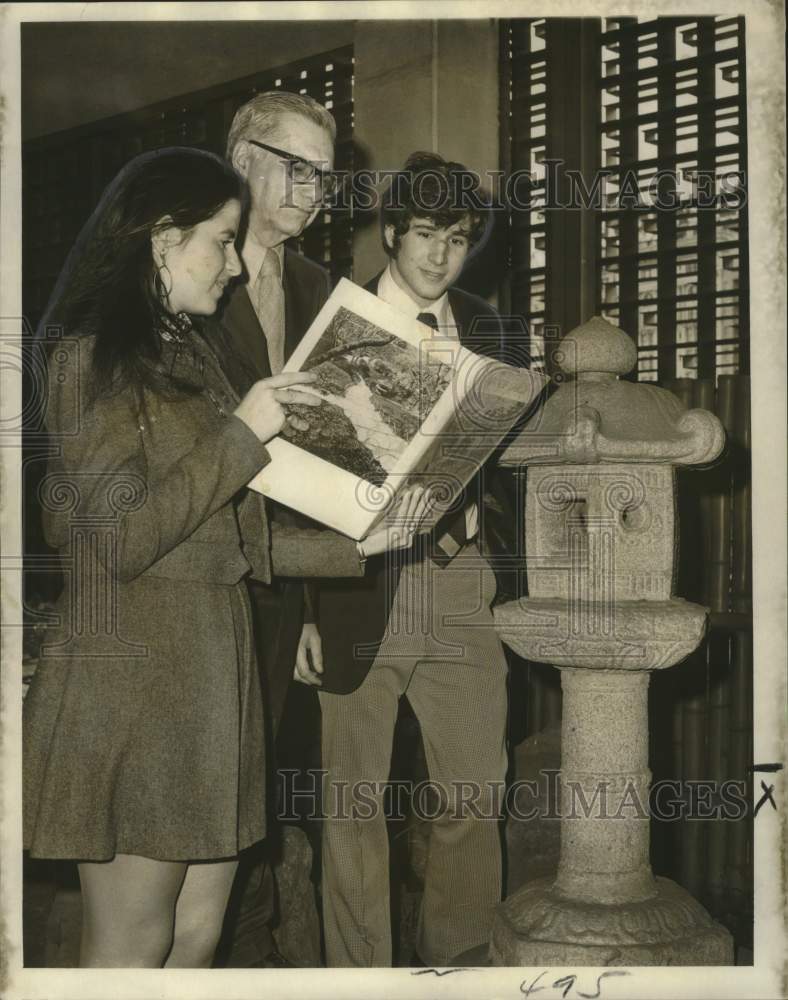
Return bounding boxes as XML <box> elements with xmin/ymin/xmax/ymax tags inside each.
<box><xmin>449</xmin><ymin>943</ymin><xmax>491</xmax><ymax>966</ymax></box>
<box><xmin>250</xmin><ymin>947</ymin><xmax>294</xmax><ymax>968</ymax></box>
<box><xmin>411</xmin><ymin>944</ymin><xmax>491</xmax><ymax>968</ymax></box>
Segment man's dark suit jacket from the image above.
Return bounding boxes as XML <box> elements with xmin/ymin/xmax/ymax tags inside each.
<box><xmin>316</xmin><ymin>274</ymin><xmax>519</xmax><ymax>695</ymax></box>
<box><xmin>210</xmin><ymin>247</ymin><xmax>330</xmax><ymax>731</ymax></box>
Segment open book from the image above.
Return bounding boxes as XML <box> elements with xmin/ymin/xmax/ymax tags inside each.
<box><xmin>248</xmin><ymin>278</ymin><xmax>546</xmax><ymax>540</ymax></box>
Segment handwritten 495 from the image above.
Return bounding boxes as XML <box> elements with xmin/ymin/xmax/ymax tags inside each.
<box><xmin>521</xmin><ymin>969</ymin><xmax>631</xmax><ymax>1000</ymax></box>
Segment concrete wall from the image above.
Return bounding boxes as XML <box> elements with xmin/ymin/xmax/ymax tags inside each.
<box><xmin>21</xmin><ymin>20</ymin><xmax>355</xmax><ymax>140</ymax></box>
<box><xmin>352</xmin><ymin>20</ymin><xmax>501</xmax><ymax>289</ymax></box>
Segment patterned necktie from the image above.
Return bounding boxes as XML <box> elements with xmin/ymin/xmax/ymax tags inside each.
<box><xmin>254</xmin><ymin>250</ymin><xmax>285</xmax><ymax>374</ymax></box>
<box><xmin>416</xmin><ymin>311</ymin><xmax>468</xmax><ymax>561</ymax></box>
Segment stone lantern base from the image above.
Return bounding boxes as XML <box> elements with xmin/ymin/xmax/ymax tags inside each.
<box><xmin>490</xmin><ymin>876</ymin><xmax>734</xmax><ymax>966</ymax></box>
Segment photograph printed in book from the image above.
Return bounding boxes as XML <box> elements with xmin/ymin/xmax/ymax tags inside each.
<box><xmin>281</xmin><ymin>303</ymin><xmax>454</xmax><ymax>484</ymax></box>
<box><xmin>248</xmin><ymin>279</ymin><xmax>547</xmax><ymax>540</ymax></box>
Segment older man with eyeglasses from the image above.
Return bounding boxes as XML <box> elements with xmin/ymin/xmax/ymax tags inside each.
<box><xmin>210</xmin><ymin>90</ymin><xmax>339</xmax><ymax>968</ymax></box>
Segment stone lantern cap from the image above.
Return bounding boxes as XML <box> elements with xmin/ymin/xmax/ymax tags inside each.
<box><xmin>501</xmin><ymin>316</ymin><xmax>725</xmax><ymax>467</ymax></box>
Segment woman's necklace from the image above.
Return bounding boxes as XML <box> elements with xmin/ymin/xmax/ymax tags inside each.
<box><xmin>158</xmin><ymin>310</ymin><xmax>192</xmax><ymax>343</ymax></box>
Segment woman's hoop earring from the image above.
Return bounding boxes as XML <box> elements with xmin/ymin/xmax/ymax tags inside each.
<box><xmin>155</xmin><ymin>252</ymin><xmax>173</xmax><ymax>308</ymax></box>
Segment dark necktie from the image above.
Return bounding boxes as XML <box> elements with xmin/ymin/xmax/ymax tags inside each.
<box><xmin>417</xmin><ymin>311</ymin><xmax>439</xmax><ymax>331</ymax></box>
<box><xmin>415</xmin><ymin>311</ymin><xmax>467</xmax><ymax>563</ymax></box>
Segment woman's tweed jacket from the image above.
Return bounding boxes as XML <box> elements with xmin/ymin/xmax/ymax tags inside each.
<box><xmin>23</xmin><ymin>329</ymin><xmax>363</xmax><ymax>861</ymax></box>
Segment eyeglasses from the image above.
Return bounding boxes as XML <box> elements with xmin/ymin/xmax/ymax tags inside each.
<box><xmin>245</xmin><ymin>138</ymin><xmax>340</xmax><ymax>197</ymax></box>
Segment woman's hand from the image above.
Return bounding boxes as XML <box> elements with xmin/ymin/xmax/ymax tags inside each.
<box><xmin>359</xmin><ymin>486</ymin><xmax>435</xmax><ymax>559</ymax></box>
<box><xmin>234</xmin><ymin>371</ymin><xmax>319</xmax><ymax>444</ymax></box>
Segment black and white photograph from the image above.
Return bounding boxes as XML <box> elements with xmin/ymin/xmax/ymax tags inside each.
<box><xmin>0</xmin><ymin>4</ymin><xmax>785</xmax><ymax>1000</ymax></box>
<box><xmin>283</xmin><ymin>291</ymin><xmax>456</xmax><ymax>485</ymax></box>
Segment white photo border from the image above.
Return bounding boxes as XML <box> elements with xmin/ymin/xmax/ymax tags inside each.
<box><xmin>1</xmin><ymin>3</ymin><xmax>785</xmax><ymax>999</ymax></box>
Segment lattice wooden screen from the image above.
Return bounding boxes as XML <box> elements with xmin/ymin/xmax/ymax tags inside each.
<box><xmin>503</xmin><ymin>17</ymin><xmax>749</xmax><ymax>383</ymax></box>
<box><xmin>598</xmin><ymin>17</ymin><xmax>748</xmax><ymax>382</ymax></box>
<box><xmin>502</xmin><ymin>19</ymin><xmax>548</xmax><ymax>369</ymax></box>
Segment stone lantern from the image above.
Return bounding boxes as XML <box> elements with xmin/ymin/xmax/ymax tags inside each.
<box><xmin>490</xmin><ymin>316</ymin><xmax>734</xmax><ymax>965</ymax></box>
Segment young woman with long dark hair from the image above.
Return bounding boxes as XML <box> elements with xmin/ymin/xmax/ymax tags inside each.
<box><xmin>23</xmin><ymin>147</ymin><xmax>429</xmax><ymax>968</ymax></box>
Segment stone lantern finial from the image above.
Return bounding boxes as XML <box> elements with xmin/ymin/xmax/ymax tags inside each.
<box><xmin>500</xmin><ymin>316</ymin><xmax>725</xmax><ymax>467</ymax></box>
<box><xmin>559</xmin><ymin>315</ymin><xmax>638</xmax><ymax>379</ymax></box>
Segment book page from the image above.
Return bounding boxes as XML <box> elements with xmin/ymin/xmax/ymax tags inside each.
<box><xmin>251</xmin><ymin>279</ymin><xmax>546</xmax><ymax>538</ymax></box>
<box><xmin>369</xmin><ymin>359</ymin><xmax>547</xmax><ymax>535</ymax></box>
